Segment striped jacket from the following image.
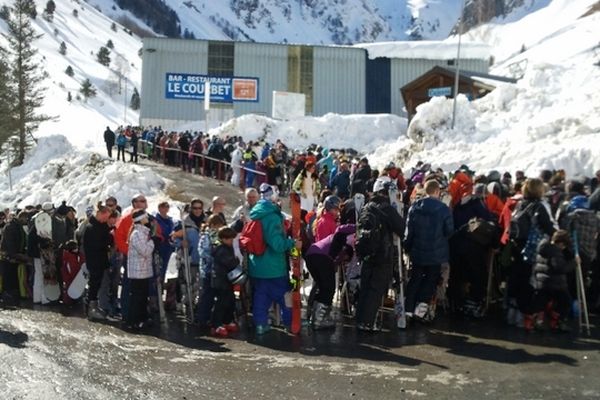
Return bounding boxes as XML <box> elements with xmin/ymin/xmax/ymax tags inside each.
<box><xmin>127</xmin><ymin>224</ymin><xmax>154</xmax><ymax>279</ymax></box>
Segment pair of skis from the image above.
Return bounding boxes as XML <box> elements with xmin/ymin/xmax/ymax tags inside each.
<box><xmin>387</xmin><ymin>185</ymin><xmax>407</xmax><ymax>329</ymax></box>
<box><xmin>353</xmin><ymin>189</ymin><xmax>406</xmax><ymax>329</ymax></box>
<box><xmin>289</xmin><ymin>193</ymin><xmax>303</xmax><ymax>334</ymax></box>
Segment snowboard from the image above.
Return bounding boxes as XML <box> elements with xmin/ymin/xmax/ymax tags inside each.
<box><xmin>353</xmin><ymin>193</ymin><xmax>365</xmax><ymax>224</ymax></box>
<box><xmin>289</xmin><ymin>192</ymin><xmax>303</xmax><ymax>335</ymax></box>
<box><xmin>388</xmin><ymin>183</ymin><xmax>407</xmax><ymax>329</ymax></box>
<box><xmin>35</xmin><ymin>212</ymin><xmax>60</xmax><ymax>301</ymax></box>
<box><xmin>67</xmin><ymin>263</ymin><xmax>88</xmax><ymax>300</ymax></box>
<box><xmin>62</xmin><ymin>250</ymin><xmax>85</xmax><ymax>302</ymax></box>
<box><xmin>34</xmin><ymin>212</ymin><xmax>52</xmax><ymax>240</ymax></box>
<box><xmin>164</xmin><ymin>251</ymin><xmax>179</xmax><ymax>282</ymax></box>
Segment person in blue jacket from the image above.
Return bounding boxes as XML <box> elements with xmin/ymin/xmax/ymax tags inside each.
<box><xmin>404</xmin><ymin>179</ymin><xmax>454</xmax><ymax>321</ymax></box>
<box><xmin>248</xmin><ymin>183</ymin><xmax>302</xmax><ymax>335</ymax></box>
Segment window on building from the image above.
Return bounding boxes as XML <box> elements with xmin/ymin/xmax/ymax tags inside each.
<box><xmin>447</xmin><ymin>59</ymin><xmax>455</xmax><ymax>66</ymax></box>
<box><xmin>208</xmin><ymin>41</ymin><xmax>234</xmax><ymax>77</ymax></box>
<box><xmin>288</xmin><ymin>45</ymin><xmax>313</xmax><ymax>114</ymax></box>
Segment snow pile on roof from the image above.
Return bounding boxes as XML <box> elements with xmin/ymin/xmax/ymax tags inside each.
<box><xmin>210</xmin><ymin>113</ymin><xmax>407</xmax><ymax>152</ymax></box>
<box><xmin>0</xmin><ymin>136</ymin><xmax>166</xmax><ymax>214</ymax></box>
<box><xmin>355</xmin><ymin>40</ymin><xmax>491</xmax><ymax>60</ymax></box>
<box><xmin>368</xmin><ymin>57</ymin><xmax>600</xmax><ymax>176</ymax></box>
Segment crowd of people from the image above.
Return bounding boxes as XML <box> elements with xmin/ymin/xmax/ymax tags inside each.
<box><xmin>1</xmin><ymin>125</ymin><xmax>599</xmax><ymax>339</ymax></box>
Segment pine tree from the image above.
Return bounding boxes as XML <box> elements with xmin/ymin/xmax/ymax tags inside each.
<box><xmin>106</xmin><ymin>39</ymin><xmax>114</xmax><ymax>50</ymax></box>
<box><xmin>110</xmin><ymin>22</ymin><xmax>117</xmax><ymax>32</ymax></box>
<box><xmin>97</xmin><ymin>46</ymin><xmax>111</xmax><ymax>66</ymax></box>
<box><xmin>0</xmin><ymin>46</ymin><xmax>17</xmax><ymax>152</ymax></box>
<box><xmin>43</xmin><ymin>0</ymin><xmax>55</xmax><ymax>21</ymax></box>
<box><xmin>5</xmin><ymin>0</ymin><xmax>50</xmax><ymax>165</ymax></box>
<box><xmin>79</xmin><ymin>78</ymin><xmax>97</xmax><ymax>101</ymax></box>
<box><xmin>67</xmin><ymin>91</ymin><xmax>72</xmax><ymax>102</ymax></box>
<box><xmin>65</xmin><ymin>65</ymin><xmax>74</xmax><ymax>77</ymax></box>
<box><xmin>72</xmin><ymin>9</ymin><xmax>78</xmax><ymax>18</ymax></box>
<box><xmin>59</xmin><ymin>41</ymin><xmax>66</xmax><ymax>55</ymax></box>
<box><xmin>130</xmin><ymin>87</ymin><xmax>140</xmax><ymax>110</ymax></box>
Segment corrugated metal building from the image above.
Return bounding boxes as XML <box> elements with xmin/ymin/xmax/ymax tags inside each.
<box><xmin>140</xmin><ymin>38</ymin><xmax>490</xmax><ymax>128</ymax></box>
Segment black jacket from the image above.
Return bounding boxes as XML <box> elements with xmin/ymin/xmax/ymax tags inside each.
<box><xmin>83</xmin><ymin>216</ymin><xmax>112</xmax><ymax>269</ymax></box>
<box><xmin>533</xmin><ymin>239</ymin><xmax>575</xmax><ymax>291</ymax></box>
<box><xmin>0</xmin><ymin>219</ymin><xmax>27</xmax><ymax>260</ymax></box>
<box><xmin>364</xmin><ymin>195</ymin><xmax>404</xmax><ymax>264</ymax></box>
<box><xmin>104</xmin><ymin>128</ymin><xmax>115</xmax><ymax>145</ymax></box>
<box><xmin>211</xmin><ymin>243</ymin><xmax>239</xmax><ymax>290</ymax></box>
<box><xmin>351</xmin><ymin>165</ymin><xmax>371</xmax><ymax>195</ymax></box>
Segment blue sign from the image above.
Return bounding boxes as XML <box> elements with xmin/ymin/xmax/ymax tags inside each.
<box><xmin>165</xmin><ymin>73</ymin><xmax>259</xmax><ymax>103</ymax></box>
<box><xmin>427</xmin><ymin>86</ymin><xmax>452</xmax><ymax>97</ymax></box>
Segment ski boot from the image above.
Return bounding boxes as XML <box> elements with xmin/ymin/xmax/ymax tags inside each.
<box><xmin>312</xmin><ymin>302</ymin><xmax>335</xmax><ymax>330</ymax></box>
<box><xmin>88</xmin><ymin>301</ymin><xmax>106</xmax><ymax>321</ymax></box>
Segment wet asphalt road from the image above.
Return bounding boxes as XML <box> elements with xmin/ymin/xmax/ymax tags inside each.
<box><xmin>1</xmin><ymin>303</ymin><xmax>599</xmax><ymax>400</ymax></box>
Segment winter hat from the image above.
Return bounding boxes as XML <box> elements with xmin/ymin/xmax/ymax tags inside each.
<box><xmin>567</xmin><ymin>195</ymin><xmax>589</xmax><ymax>212</ymax></box>
<box><xmin>487</xmin><ymin>170</ymin><xmax>501</xmax><ymax>182</ymax></box>
<box><xmin>56</xmin><ymin>201</ymin><xmax>69</xmax><ymax>216</ymax></box>
<box><xmin>41</xmin><ymin>202</ymin><xmax>54</xmax><ymax>212</ymax></box>
<box><xmin>259</xmin><ymin>183</ymin><xmax>274</xmax><ymax>200</ymax></box>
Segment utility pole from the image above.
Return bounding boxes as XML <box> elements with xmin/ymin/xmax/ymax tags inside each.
<box><xmin>451</xmin><ymin>0</ymin><xmax>466</xmax><ymax>130</ymax></box>
<box><xmin>204</xmin><ymin>81</ymin><xmax>210</xmax><ymax>133</ymax></box>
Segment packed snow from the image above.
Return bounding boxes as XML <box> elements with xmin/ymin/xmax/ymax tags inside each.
<box><xmin>0</xmin><ymin>136</ymin><xmax>166</xmax><ymax>214</ymax></box>
<box><xmin>368</xmin><ymin>0</ymin><xmax>600</xmax><ymax>177</ymax></box>
<box><xmin>355</xmin><ymin>40</ymin><xmax>492</xmax><ymax>60</ymax></box>
<box><xmin>209</xmin><ymin>113</ymin><xmax>408</xmax><ymax>153</ymax></box>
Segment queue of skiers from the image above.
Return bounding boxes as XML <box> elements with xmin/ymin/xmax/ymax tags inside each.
<box><xmin>3</xmin><ymin>128</ymin><xmax>600</xmax><ymax>338</ymax></box>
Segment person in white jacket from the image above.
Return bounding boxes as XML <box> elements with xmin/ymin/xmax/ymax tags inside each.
<box><xmin>230</xmin><ymin>144</ymin><xmax>243</xmax><ymax>187</ymax></box>
<box><xmin>126</xmin><ymin>210</ymin><xmax>155</xmax><ymax>331</ymax></box>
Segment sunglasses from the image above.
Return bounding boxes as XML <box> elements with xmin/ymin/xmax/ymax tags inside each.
<box><xmin>192</xmin><ymin>207</ymin><xmax>203</xmax><ymax>210</ymax></box>
<box><xmin>106</xmin><ymin>203</ymin><xmax>116</xmax><ymax>207</ymax></box>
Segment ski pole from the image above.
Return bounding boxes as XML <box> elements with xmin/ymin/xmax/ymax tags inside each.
<box><xmin>573</xmin><ymin>230</ymin><xmax>591</xmax><ymax>336</ymax></box>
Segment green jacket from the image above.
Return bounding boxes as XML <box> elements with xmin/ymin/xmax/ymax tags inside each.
<box><xmin>248</xmin><ymin>199</ymin><xmax>295</xmax><ymax>279</ymax></box>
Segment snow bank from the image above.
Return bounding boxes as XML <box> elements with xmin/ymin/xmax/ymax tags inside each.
<box><xmin>0</xmin><ymin>136</ymin><xmax>167</xmax><ymax>215</ymax></box>
<box><xmin>355</xmin><ymin>40</ymin><xmax>491</xmax><ymax>60</ymax></box>
<box><xmin>368</xmin><ymin>57</ymin><xmax>600</xmax><ymax>176</ymax></box>
<box><xmin>211</xmin><ymin>113</ymin><xmax>408</xmax><ymax>152</ymax></box>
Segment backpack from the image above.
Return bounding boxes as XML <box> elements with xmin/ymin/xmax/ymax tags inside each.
<box><xmin>509</xmin><ymin>202</ymin><xmax>536</xmax><ymax>241</ymax></box>
<box><xmin>239</xmin><ymin>220</ymin><xmax>266</xmax><ymax>256</ymax></box>
<box><xmin>355</xmin><ymin>203</ymin><xmax>384</xmax><ymax>261</ymax></box>
<box><xmin>466</xmin><ymin>217</ymin><xmax>498</xmax><ymax>247</ymax></box>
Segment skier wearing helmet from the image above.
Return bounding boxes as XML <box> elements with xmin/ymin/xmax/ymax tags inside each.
<box><xmin>314</xmin><ymin>195</ymin><xmax>341</xmax><ymax>242</ymax></box>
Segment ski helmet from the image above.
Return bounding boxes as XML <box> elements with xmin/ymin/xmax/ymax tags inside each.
<box><xmin>373</xmin><ymin>176</ymin><xmax>393</xmax><ymax>194</ymax></box>
<box><xmin>227</xmin><ymin>265</ymin><xmax>248</xmax><ymax>285</ymax></box>
<box><xmin>324</xmin><ymin>195</ymin><xmax>341</xmax><ymax>211</ymax></box>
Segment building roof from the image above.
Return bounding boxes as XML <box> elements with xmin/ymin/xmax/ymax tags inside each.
<box><xmin>400</xmin><ymin>66</ymin><xmax>517</xmax><ymax>92</ymax></box>
<box><xmin>354</xmin><ymin>41</ymin><xmax>492</xmax><ymax>61</ymax></box>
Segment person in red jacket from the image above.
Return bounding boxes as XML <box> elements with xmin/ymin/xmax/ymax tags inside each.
<box><xmin>314</xmin><ymin>196</ymin><xmax>341</xmax><ymax>242</ymax></box>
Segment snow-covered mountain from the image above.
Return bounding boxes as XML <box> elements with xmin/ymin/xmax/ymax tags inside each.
<box><xmin>90</xmin><ymin>0</ymin><xmax>465</xmax><ymax>44</ymax></box>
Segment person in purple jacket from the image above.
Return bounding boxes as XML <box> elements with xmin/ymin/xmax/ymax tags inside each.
<box><xmin>305</xmin><ymin>224</ymin><xmax>355</xmax><ymax>329</ymax></box>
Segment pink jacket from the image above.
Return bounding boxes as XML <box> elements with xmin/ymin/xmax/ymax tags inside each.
<box><xmin>315</xmin><ymin>211</ymin><xmax>338</xmax><ymax>242</ymax></box>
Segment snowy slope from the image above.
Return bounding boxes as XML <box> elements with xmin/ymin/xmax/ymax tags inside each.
<box><xmin>369</xmin><ymin>1</ymin><xmax>600</xmax><ymax>177</ymax></box>
<box><xmin>0</xmin><ymin>0</ymin><xmax>142</xmax><ymax>149</ymax></box>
